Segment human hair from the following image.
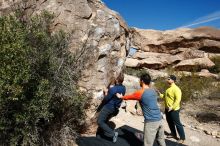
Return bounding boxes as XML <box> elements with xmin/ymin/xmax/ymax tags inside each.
<box><xmin>116</xmin><ymin>72</ymin><xmax>124</xmax><ymax>84</ymax></box>
<box><xmin>140</xmin><ymin>73</ymin><xmax>151</xmax><ymax>85</ymax></box>
<box><xmin>108</xmin><ymin>77</ymin><xmax>116</xmax><ymax>88</ymax></box>
<box><xmin>168</xmin><ymin>75</ymin><xmax>176</xmax><ymax>82</ymax></box>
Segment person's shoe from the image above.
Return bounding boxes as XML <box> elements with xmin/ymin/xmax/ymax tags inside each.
<box><xmin>113</xmin><ymin>132</ymin><xmax>118</xmax><ymax>143</ymax></box>
<box><xmin>177</xmin><ymin>139</ymin><xmax>185</xmax><ymax>144</ymax></box>
<box><xmin>135</xmin><ymin>132</ymin><xmax>144</xmax><ymax>142</ymax></box>
<box><xmin>166</xmin><ymin>134</ymin><xmax>178</xmax><ymax>140</ymax></box>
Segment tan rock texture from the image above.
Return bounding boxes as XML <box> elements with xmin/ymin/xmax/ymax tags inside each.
<box><xmin>0</xmin><ymin>0</ymin><xmax>130</xmax><ymax>97</ymax></box>
<box><xmin>0</xmin><ymin>0</ymin><xmax>131</xmax><ymax>137</ymax></box>
<box><xmin>173</xmin><ymin>58</ymin><xmax>215</xmax><ymax>71</ymax></box>
<box><xmin>128</xmin><ymin>27</ymin><xmax>220</xmax><ymax>72</ymax></box>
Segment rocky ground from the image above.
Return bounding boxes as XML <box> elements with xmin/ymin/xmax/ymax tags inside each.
<box><xmin>109</xmin><ymin>96</ymin><xmax>220</xmax><ymax>146</ymax></box>
<box><xmin>180</xmin><ymin>93</ymin><xmax>220</xmax><ymax>139</ymax></box>
<box><xmin>79</xmin><ymin>90</ymin><xmax>220</xmax><ymax>146</ymax></box>
<box><xmin>110</xmin><ymin>111</ymin><xmax>219</xmax><ymax>146</ymax></box>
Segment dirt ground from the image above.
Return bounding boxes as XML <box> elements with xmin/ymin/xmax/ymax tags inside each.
<box><xmin>109</xmin><ymin>93</ymin><xmax>220</xmax><ymax>146</ymax></box>
<box><xmin>110</xmin><ymin>106</ymin><xmax>220</xmax><ymax>146</ymax></box>
<box><xmin>79</xmin><ymin>91</ymin><xmax>220</xmax><ymax>146</ymax></box>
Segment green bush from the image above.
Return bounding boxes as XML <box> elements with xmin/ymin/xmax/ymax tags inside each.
<box><xmin>0</xmin><ymin>11</ymin><xmax>87</xmax><ymax>145</ymax></box>
<box><xmin>153</xmin><ymin>77</ymin><xmax>169</xmax><ymax>93</ymax></box>
<box><xmin>154</xmin><ymin>75</ymin><xmax>219</xmax><ymax>101</ymax></box>
<box><xmin>125</xmin><ymin>67</ymin><xmax>148</xmax><ymax>77</ymax></box>
<box><xmin>179</xmin><ymin>75</ymin><xmax>217</xmax><ymax>101</ymax></box>
<box><xmin>210</xmin><ymin>56</ymin><xmax>220</xmax><ymax>74</ymax></box>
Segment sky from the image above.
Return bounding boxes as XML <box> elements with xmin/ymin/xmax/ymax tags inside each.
<box><xmin>102</xmin><ymin>0</ymin><xmax>220</xmax><ymax>30</ymax></box>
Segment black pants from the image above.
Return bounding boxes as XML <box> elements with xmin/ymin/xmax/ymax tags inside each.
<box><xmin>97</xmin><ymin>107</ymin><xmax>119</xmax><ymax>138</ymax></box>
<box><xmin>165</xmin><ymin>109</ymin><xmax>185</xmax><ymax>140</ymax></box>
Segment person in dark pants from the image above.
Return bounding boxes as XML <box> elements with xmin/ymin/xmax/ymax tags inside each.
<box><xmin>97</xmin><ymin>73</ymin><xmax>126</xmax><ymax>143</ymax></box>
<box><xmin>117</xmin><ymin>73</ymin><xmax>166</xmax><ymax>146</ymax></box>
<box><xmin>159</xmin><ymin>75</ymin><xmax>185</xmax><ymax>144</ymax></box>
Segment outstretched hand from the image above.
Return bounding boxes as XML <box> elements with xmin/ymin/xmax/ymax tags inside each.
<box><xmin>103</xmin><ymin>87</ymin><xmax>108</xmax><ymax>96</ymax></box>
<box><xmin>116</xmin><ymin>93</ymin><xmax>123</xmax><ymax>98</ymax></box>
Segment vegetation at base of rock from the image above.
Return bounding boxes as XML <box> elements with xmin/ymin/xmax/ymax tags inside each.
<box><xmin>210</xmin><ymin>56</ymin><xmax>220</xmax><ymax>74</ymax></box>
<box><xmin>125</xmin><ymin>67</ymin><xmax>147</xmax><ymax>77</ymax></box>
<box><xmin>154</xmin><ymin>74</ymin><xmax>220</xmax><ymax>101</ymax></box>
<box><xmin>0</xmin><ymin>11</ymin><xmax>87</xmax><ymax>145</ymax></box>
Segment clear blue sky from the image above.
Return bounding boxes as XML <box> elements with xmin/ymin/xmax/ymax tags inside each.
<box><xmin>102</xmin><ymin>0</ymin><xmax>220</xmax><ymax>30</ymax></box>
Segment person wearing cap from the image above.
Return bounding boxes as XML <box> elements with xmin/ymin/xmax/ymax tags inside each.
<box><xmin>159</xmin><ymin>75</ymin><xmax>185</xmax><ymax>144</ymax></box>
<box><xmin>117</xmin><ymin>73</ymin><xmax>166</xmax><ymax>146</ymax></box>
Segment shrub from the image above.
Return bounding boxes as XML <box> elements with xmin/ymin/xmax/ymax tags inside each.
<box><xmin>124</xmin><ymin>67</ymin><xmax>148</xmax><ymax>77</ymax></box>
<box><xmin>210</xmin><ymin>56</ymin><xmax>220</xmax><ymax>74</ymax></box>
<box><xmin>154</xmin><ymin>74</ymin><xmax>219</xmax><ymax>102</ymax></box>
<box><xmin>153</xmin><ymin>77</ymin><xmax>169</xmax><ymax>93</ymax></box>
<box><xmin>0</xmin><ymin>11</ymin><xmax>87</xmax><ymax>145</ymax></box>
<box><xmin>179</xmin><ymin>75</ymin><xmax>218</xmax><ymax>101</ymax></box>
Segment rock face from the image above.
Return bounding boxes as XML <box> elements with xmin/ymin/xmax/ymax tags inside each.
<box><xmin>0</xmin><ymin>0</ymin><xmax>130</xmax><ymax>97</ymax></box>
<box><xmin>0</xmin><ymin>0</ymin><xmax>130</xmax><ymax>137</ymax></box>
<box><xmin>128</xmin><ymin>27</ymin><xmax>220</xmax><ymax>77</ymax></box>
<box><xmin>173</xmin><ymin>58</ymin><xmax>215</xmax><ymax>71</ymax></box>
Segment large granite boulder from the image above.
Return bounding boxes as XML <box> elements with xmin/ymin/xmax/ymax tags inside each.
<box><xmin>128</xmin><ymin>27</ymin><xmax>220</xmax><ymax>73</ymax></box>
<box><xmin>0</xmin><ymin>0</ymin><xmax>130</xmax><ymax>98</ymax></box>
<box><xmin>173</xmin><ymin>58</ymin><xmax>215</xmax><ymax>71</ymax></box>
<box><xmin>130</xmin><ymin>52</ymin><xmax>182</xmax><ymax>69</ymax></box>
<box><xmin>130</xmin><ymin>27</ymin><xmax>220</xmax><ymax>53</ymax></box>
<box><xmin>0</xmin><ymin>0</ymin><xmax>130</xmax><ymax>138</ymax></box>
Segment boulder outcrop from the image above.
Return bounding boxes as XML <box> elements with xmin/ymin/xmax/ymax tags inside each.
<box><xmin>128</xmin><ymin>27</ymin><xmax>220</xmax><ymax>74</ymax></box>
<box><xmin>0</xmin><ymin>0</ymin><xmax>130</xmax><ymax>138</ymax></box>
<box><xmin>0</xmin><ymin>0</ymin><xmax>130</xmax><ymax>98</ymax></box>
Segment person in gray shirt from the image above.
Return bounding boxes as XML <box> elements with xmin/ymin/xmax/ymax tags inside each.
<box><xmin>117</xmin><ymin>73</ymin><xmax>166</xmax><ymax>146</ymax></box>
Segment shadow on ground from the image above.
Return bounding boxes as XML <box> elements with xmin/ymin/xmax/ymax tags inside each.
<box><xmin>77</xmin><ymin>125</ymin><xmax>187</xmax><ymax>146</ymax></box>
<box><xmin>196</xmin><ymin>112</ymin><xmax>219</xmax><ymax>123</ymax></box>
